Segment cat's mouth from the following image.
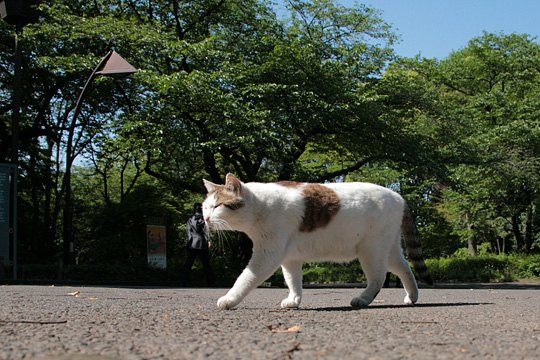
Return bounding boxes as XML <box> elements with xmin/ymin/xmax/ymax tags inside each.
<box><xmin>204</xmin><ymin>219</ymin><xmax>218</xmax><ymax>230</ymax></box>
<box><xmin>204</xmin><ymin>218</ymin><xmax>231</xmax><ymax>232</ymax></box>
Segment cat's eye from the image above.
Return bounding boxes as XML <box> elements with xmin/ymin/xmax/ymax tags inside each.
<box><xmin>214</xmin><ymin>203</ymin><xmax>234</xmax><ymax>210</ymax></box>
<box><xmin>214</xmin><ymin>202</ymin><xmax>240</xmax><ymax>210</ymax></box>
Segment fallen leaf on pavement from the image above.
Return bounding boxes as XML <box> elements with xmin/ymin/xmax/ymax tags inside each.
<box><xmin>268</xmin><ymin>325</ymin><xmax>301</xmax><ymax>333</ymax></box>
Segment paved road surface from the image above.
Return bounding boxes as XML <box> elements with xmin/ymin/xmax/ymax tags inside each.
<box><xmin>0</xmin><ymin>284</ymin><xmax>539</xmax><ymax>359</ymax></box>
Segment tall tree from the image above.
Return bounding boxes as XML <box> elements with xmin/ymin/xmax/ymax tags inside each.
<box><xmin>398</xmin><ymin>33</ymin><xmax>540</xmax><ymax>254</ymax></box>
<box><xmin>136</xmin><ymin>0</ymin><xmax>400</xmax><ymax>185</ymax></box>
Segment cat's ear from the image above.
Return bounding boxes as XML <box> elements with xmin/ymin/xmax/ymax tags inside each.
<box><xmin>225</xmin><ymin>173</ymin><xmax>242</xmax><ymax>196</ymax></box>
<box><xmin>203</xmin><ymin>179</ymin><xmax>219</xmax><ymax>193</ymax></box>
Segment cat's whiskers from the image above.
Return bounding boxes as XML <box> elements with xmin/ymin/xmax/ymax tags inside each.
<box><xmin>207</xmin><ymin>219</ymin><xmax>233</xmax><ymax>252</ymax></box>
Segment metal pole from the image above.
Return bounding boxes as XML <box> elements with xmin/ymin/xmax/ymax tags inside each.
<box><xmin>10</xmin><ymin>25</ymin><xmax>22</xmax><ymax>280</ymax></box>
<box><xmin>12</xmin><ymin>26</ymin><xmax>21</xmax><ymax>166</ymax></box>
<box><xmin>62</xmin><ymin>50</ymin><xmax>114</xmax><ymax>265</ymax></box>
<box><xmin>11</xmin><ymin>166</ymin><xmax>16</xmax><ymax>280</ymax></box>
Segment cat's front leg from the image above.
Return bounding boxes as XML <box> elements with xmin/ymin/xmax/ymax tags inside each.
<box><xmin>217</xmin><ymin>248</ymin><xmax>284</xmax><ymax>310</ymax></box>
<box><xmin>217</xmin><ymin>294</ymin><xmax>241</xmax><ymax>310</ymax></box>
<box><xmin>217</xmin><ymin>268</ymin><xmax>259</xmax><ymax>310</ymax></box>
<box><xmin>280</xmin><ymin>260</ymin><xmax>303</xmax><ymax>308</ymax></box>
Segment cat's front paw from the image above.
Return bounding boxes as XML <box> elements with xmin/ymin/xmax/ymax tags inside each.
<box><xmin>217</xmin><ymin>295</ymin><xmax>240</xmax><ymax>310</ymax></box>
<box><xmin>350</xmin><ymin>296</ymin><xmax>371</xmax><ymax>308</ymax></box>
<box><xmin>281</xmin><ymin>296</ymin><xmax>301</xmax><ymax>309</ymax></box>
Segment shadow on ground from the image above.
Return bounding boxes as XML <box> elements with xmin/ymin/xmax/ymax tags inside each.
<box><xmin>302</xmin><ymin>302</ymin><xmax>494</xmax><ymax>312</ymax></box>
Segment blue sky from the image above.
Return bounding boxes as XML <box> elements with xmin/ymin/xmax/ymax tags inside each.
<box><xmin>276</xmin><ymin>1</ymin><xmax>540</xmax><ymax>59</ymax></box>
<box><xmin>345</xmin><ymin>0</ymin><xmax>540</xmax><ymax>59</ymax></box>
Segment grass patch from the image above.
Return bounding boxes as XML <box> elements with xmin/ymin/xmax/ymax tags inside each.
<box><xmin>426</xmin><ymin>254</ymin><xmax>540</xmax><ymax>283</ymax></box>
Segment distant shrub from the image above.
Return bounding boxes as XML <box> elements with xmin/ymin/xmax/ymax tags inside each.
<box><xmin>302</xmin><ymin>262</ymin><xmax>365</xmax><ymax>284</ymax></box>
<box><xmin>425</xmin><ymin>253</ymin><xmax>540</xmax><ymax>283</ymax></box>
<box><xmin>425</xmin><ymin>256</ymin><xmax>511</xmax><ymax>282</ymax></box>
<box><xmin>509</xmin><ymin>254</ymin><xmax>540</xmax><ymax>279</ymax></box>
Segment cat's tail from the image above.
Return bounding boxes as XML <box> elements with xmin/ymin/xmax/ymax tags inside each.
<box><xmin>401</xmin><ymin>203</ymin><xmax>434</xmax><ymax>285</ymax></box>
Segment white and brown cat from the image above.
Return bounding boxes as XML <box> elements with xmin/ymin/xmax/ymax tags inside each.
<box><xmin>202</xmin><ymin>173</ymin><xmax>432</xmax><ymax>310</ymax></box>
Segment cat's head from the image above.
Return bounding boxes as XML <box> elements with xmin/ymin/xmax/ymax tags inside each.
<box><xmin>202</xmin><ymin>173</ymin><xmax>249</xmax><ymax>231</ymax></box>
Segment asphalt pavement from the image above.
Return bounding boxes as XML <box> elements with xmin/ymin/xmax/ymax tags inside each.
<box><xmin>0</xmin><ymin>283</ymin><xmax>539</xmax><ymax>359</ymax></box>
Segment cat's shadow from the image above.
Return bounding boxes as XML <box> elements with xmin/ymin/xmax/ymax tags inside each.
<box><xmin>301</xmin><ymin>302</ymin><xmax>493</xmax><ymax>312</ymax></box>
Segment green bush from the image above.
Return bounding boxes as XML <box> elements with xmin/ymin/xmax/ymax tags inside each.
<box><xmin>425</xmin><ymin>256</ymin><xmax>511</xmax><ymax>282</ymax></box>
<box><xmin>303</xmin><ymin>262</ymin><xmax>365</xmax><ymax>284</ymax></box>
<box><xmin>510</xmin><ymin>254</ymin><xmax>540</xmax><ymax>279</ymax></box>
<box><xmin>425</xmin><ymin>253</ymin><xmax>540</xmax><ymax>283</ymax></box>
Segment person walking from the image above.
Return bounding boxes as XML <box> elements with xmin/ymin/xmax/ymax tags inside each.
<box><xmin>182</xmin><ymin>203</ymin><xmax>215</xmax><ymax>286</ymax></box>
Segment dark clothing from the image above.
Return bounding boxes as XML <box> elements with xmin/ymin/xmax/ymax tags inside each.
<box><xmin>182</xmin><ymin>248</ymin><xmax>214</xmax><ymax>286</ymax></box>
<box><xmin>187</xmin><ymin>214</ymin><xmax>209</xmax><ymax>250</ymax></box>
<box><xmin>182</xmin><ymin>212</ymin><xmax>214</xmax><ymax>286</ymax></box>
<box><xmin>384</xmin><ymin>272</ymin><xmax>402</xmax><ymax>288</ymax></box>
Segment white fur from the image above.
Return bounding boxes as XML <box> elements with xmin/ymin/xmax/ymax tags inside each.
<box><xmin>203</xmin><ymin>178</ymin><xmax>419</xmax><ymax>310</ymax></box>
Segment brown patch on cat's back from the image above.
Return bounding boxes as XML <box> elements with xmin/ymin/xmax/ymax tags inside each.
<box><xmin>277</xmin><ymin>181</ymin><xmax>303</xmax><ymax>188</ymax></box>
<box><xmin>299</xmin><ymin>184</ymin><xmax>341</xmax><ymax>232</ymax></box>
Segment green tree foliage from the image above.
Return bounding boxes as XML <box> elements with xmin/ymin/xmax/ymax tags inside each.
<box><xmin>133</xmin><ymin>0</ymin><xmax>401</xmax><ymax>185</ymax></box>
<box><xmin>394</xmin><ymin>33</ymin><xmax>540</xmax><ymax>255</ymax></box>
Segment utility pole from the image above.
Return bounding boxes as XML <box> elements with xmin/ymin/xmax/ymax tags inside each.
<box><xmin>0</xmin><ymin>0</ymin><xmax>41</xmax><ymax>279</ymax></box>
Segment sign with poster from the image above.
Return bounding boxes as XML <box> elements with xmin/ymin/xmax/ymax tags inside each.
<box><xmin>146</xmin><ymin>225</ymin><xmax>166</xmax><ymax>269</ymax></box>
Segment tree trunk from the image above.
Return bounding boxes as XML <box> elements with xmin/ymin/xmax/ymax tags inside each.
<box><xmin>468</xmin><ymin>236</ymin><xmax>477</xmax><ymax>256</ymax></box>
<box><xmin>62</xmin><ymin>162</ymin><xmax>75</xmax><ymax>265</ymax></box>
<box><xmin>524</xmin><ymin>205</ymin><xmax>533</xmax><ymax>254</ymax></box>
<box><xmin>511</xmin><ymin>214</ymin><xmax>525</xmax><ymax>253</ymax></box>
<box><xmin>466</xmin><ymin>214</ymin><xmax>477</xmax><ymax>256</ymax></box>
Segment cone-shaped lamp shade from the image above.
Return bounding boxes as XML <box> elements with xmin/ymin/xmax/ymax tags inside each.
<box><xmin>96</xmin><ymin>51</ymin><xmax>137</xmax><ymax>78</ymax></box>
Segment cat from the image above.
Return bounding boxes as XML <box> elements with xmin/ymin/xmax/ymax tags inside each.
<box><xmin>202</xmin><ymin>173</ymin><xmax>433</xmax><ymax>310</ymax></box>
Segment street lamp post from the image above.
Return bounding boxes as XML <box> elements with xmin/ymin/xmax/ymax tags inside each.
<box><xmin>0</xmin><ymin>0</ymin><xmax>40</xmax><ymax>279</ymax></box>
<box><xmin>1</xmin><ymin>0</ymin><xmax>40</xmax><ymax>165</ymax></box>
<box><xmin>62</xmin><ymin>50</ymin><xmax>137</xmax><ymax>265</ymax></box>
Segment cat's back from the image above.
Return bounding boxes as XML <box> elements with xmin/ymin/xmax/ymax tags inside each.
<box><xmin>324</xmin><ymin>181</ymin><xmax>403</xmax><ymax>207</ymax></box>
<box><xmin>323</xmin><ymin>182</ymin><xmax>405</xmax><ymax>236</ymax></box>
<box><xmin>247</xmin><ymin>180</ymin><xmax>402</xmax><ymax>205</ymax></box>
<box><xmin>240</xmin><ymin>180</ymin><xmax>404</xmax><ymax>247</ymax></box>
<box><xmin>247</xmin><ymin>180</ymin><xmax>403</xmax><ymax>216</ymax></box>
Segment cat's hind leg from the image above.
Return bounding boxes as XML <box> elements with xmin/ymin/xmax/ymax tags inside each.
<box><xmin>387</xmin><ymin>244</ymin><xmax>419</xmax><ymax>305</ymax></box>
<box><xmin>280</xmin><ymin>260</ymin><xmax>303</xmax><ymax>308</ymax></box>
<box><xmin>351</xmin><ymin>252</ymin><xmax>387</xmax><ymax>308</ymax></box>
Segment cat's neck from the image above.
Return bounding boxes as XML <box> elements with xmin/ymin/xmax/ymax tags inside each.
<box><xmin>240</xmin><ymin>183</ymin><xmax>298</xmax><ymax>244</ymax></box>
